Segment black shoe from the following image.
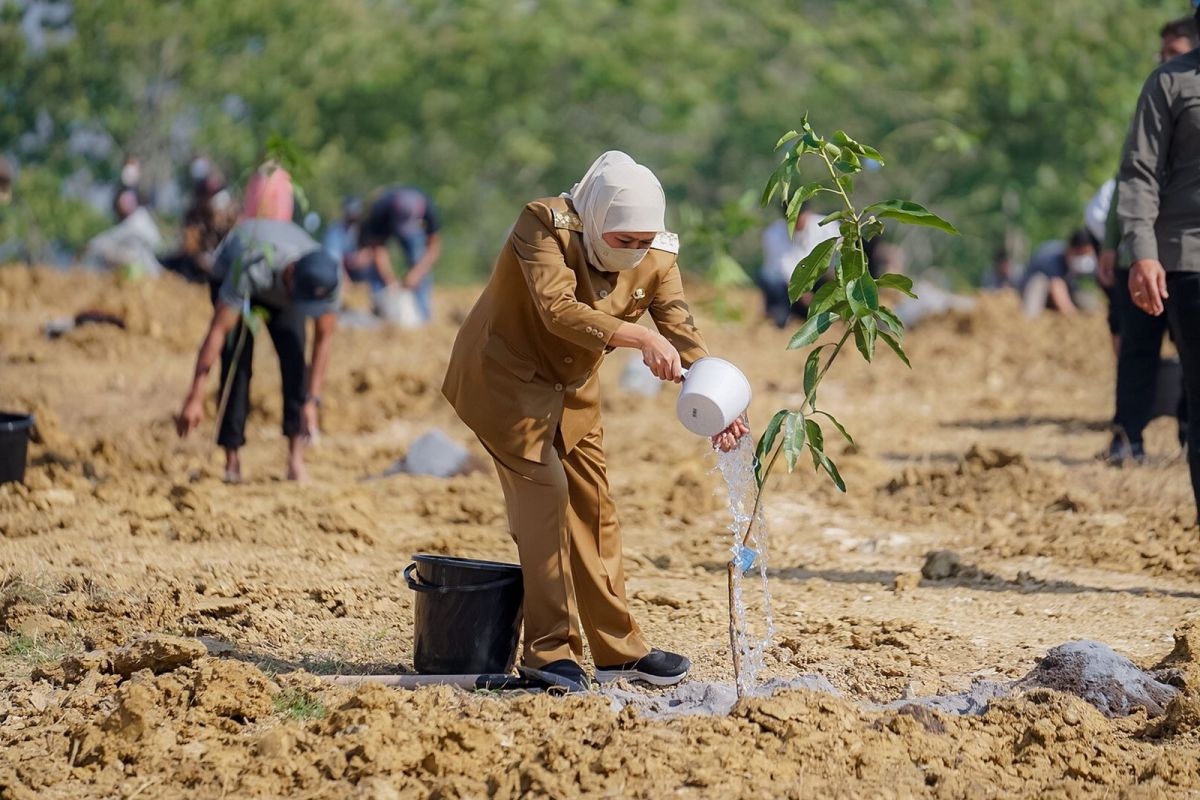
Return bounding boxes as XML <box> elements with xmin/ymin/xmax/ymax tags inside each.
<box><xmin>516</xmin><ymin>659</ymin><xmax>591</xmax><ymax>692</ymax></box>
<box><xmin>1104</xmin><ymin>436</ymin><xmax>1145</xmax><ymax>466</ymax></box>
<box><xmin>595</xmin><ymin>649</ymin><xmax>691</xmax><ymax>687</ymax></box>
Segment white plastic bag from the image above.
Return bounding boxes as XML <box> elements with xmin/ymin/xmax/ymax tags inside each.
<box><xmin>372</xmin><ymin>286</ymin><xmax>423</xmax><ymax>329</ymax></box>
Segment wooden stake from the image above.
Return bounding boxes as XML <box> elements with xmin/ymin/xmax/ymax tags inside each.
<box><xmin>727</xmin><ymin>560</ymin><xmax>744</xmax><ymax>698</ymax></box>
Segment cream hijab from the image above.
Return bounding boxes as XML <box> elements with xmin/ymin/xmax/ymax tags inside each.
<box><xmin>562</xmin><ymin>151</ymin><xmax>666</xmax><ymax>271</ymax></box>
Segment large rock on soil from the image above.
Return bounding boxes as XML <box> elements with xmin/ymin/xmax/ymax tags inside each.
<box><xmin>1019</xmin><ymin>640</ymin><xmax>1177</xmax><ymax>717</ymax></box>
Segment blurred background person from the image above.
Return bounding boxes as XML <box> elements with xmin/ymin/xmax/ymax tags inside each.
<box><xmin>83</xmin><ymin>188</ymin><xmax>163</xmax><ymax>277</ymax></box>
<box><xmin>160</xmin><ymin>165</ymin><xmax>236</xmax><ymax>283</ymax></box>
<box><xmin>981</xmin><ymin>246</ymin><xmax>1019</xmax><ymax>291</ymax></box>
<box><xmin>323</xmin><ymin>196</ymin><xmax>364</xmax><ymax>278</ymax></box>
<box><xmin>354</xmin><ymin>185</ymin><xmax>443</xmax><ymax>325</ymax></box>
<box><xmin>176</xmin><ymin>217</ymin><xmax>341</xmax><ymax>483</ymax></box>
<box><xmin>1020</xmin><ymin>229</ymin><xmax>1097</xmax><ymax>318</ymax></box>
<box><xmin>758</xmin><ymin>200</ymin><xmax>838</xmax><ymax>328</ymax></box>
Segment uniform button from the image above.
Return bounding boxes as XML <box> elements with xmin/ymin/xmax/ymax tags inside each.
<box><xmin>564</xmin><ymin>356</ymin><xmax>574</xmax><ymax>364</ymax></box>
<box><xmin>554</xmin><ymin>383</ymin><xmax>564</xmax><ymax>391</ymax></box>
<box><xmin>598</xmin><ymin>289</ymin><xmax>608</xmax><ymax>298</ymax></box>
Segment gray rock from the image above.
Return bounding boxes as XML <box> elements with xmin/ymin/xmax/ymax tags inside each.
<box><xmin>1018</xmin><ymin>639</ymin><xmax>1177</xmax><ymax>718</ymax></box>
<box><xmin>921</xmin><ymin>549</ymin><xmax>962</xmax><ymax>580</ymax></box>
<box><xmin>390</xmin><ymin>430</ymin><xmax>471</xmax><ymax>479</ymax></box>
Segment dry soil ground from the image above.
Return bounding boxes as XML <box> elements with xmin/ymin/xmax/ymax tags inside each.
<box><xmin>1</xmin><ymin>267</ymin><xmax>1199</xmax><ymax>798</ymax></box>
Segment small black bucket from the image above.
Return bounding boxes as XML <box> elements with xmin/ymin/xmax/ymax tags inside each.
<box><xmin>0</xmin><ymin>413</ymin><xmax>34</xmax><ymax>485</ymax></box>
<box><xmin>405</xmin><ymin>554</ymin><xmax>523</xmax><ymax>675</ymax></box>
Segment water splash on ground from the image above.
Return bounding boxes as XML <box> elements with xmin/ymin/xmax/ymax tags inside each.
<box><xmin>714</xmin><ymin>439</ymin><xmax>776</xmax><ymax>695</ymax></box>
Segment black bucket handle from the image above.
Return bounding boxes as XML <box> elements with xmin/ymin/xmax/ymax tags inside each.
<box><xmin>404</xmin><ymin>562</ymin><xmax>521</xmax><ymax>595</ymax></box>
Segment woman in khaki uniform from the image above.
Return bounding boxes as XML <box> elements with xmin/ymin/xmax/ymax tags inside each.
<box><xmin>443</xmin><ymin>152</ymin><xmax>748</xmax><ymax>689</ymax></box>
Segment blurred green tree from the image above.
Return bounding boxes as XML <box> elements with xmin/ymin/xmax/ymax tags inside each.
<box><xmin>0</xmin><ymin>0</ymin><xmax>1183</xmax><ymax>282</ymax></box>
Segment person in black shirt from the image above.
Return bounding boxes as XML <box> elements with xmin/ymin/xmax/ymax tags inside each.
<box><xmin>356</xmin><ymin>187</ymin><xmax>443</xmax><ymax>323</ymax></box>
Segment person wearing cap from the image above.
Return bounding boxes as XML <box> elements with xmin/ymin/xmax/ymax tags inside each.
<box><xmin>442</xmin><ymin>151</ymin><xmax>749</xmax><ymax>691</ymax></box>
<box><xmin>176</xmin><ymin>219</ymin><xmax>341</xmax><ymax>482</ymax></box>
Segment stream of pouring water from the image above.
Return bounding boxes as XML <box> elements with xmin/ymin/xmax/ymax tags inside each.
<box><xmin>715</xmin><ymin>440</ymin><xmax>776</xmax><ymax>696</ymax></box>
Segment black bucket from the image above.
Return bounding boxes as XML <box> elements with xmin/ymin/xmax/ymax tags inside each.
<box><xmin>0</xmin><ymin>413</ymin><xmax>34</xmax><ymax>485</ymax></box>
<box><xmin>405</xmin><ymin>554</ymin><xmax>523</xmax><ymax>674</ymax></box>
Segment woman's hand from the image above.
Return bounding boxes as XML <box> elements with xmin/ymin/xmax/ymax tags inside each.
<box><xmin>639</xmin><ymin>330</ymin><xmax>683</xmax><ymax>382</ymax></box>
<box><xmin>712</xmin><ymin>417</ymin><xmax>750</xmax><ymax>453</ymax></box>
<box><xmin>610</xmin><ymin>322</ymin><xmax>682</xmax><ymax>381</ymax></box>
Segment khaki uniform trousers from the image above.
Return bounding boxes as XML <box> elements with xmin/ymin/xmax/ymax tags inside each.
<box><xmin>481</xmin><ymin>425</ymin><xmax>650</xmax><ymax>669</ymax></box>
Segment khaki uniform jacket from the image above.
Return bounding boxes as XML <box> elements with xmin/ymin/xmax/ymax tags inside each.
<box><xmin>442</xmin><ymin>196</ymin><xmax>708</xmax><ymax>464</ymax></box>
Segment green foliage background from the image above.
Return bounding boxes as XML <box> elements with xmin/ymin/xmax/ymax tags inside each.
<box><xmin>0</xmin><ymin>0</ymin><xmax>1184</xmax><ymax>282</ymax></box>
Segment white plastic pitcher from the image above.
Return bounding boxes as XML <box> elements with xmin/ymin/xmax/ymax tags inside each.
<box><xmin>676</xmin><ymin>357</ymin><xmax>752</xmax><ymax>437</ymax></box>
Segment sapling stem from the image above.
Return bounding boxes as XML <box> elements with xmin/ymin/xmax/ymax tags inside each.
<box><xmin>726</xmin><ymin>561</ymin><xmax>744</xmax><ymax>697</ymax></box>
<box><xmin>730</xmin><ymin>119</ymin><xmax>947</xmax><ymax>702</ymax></box>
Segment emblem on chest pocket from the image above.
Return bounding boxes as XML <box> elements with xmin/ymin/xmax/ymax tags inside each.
<box><xmin>633</xmin><ymin>288</ymin><xmax>646</xmax><ymax>300</ymax></box>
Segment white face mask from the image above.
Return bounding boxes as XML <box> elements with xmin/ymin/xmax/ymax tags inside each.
<box><xmin>1068</xmin><ymin>254</ymin><xmax>1097</xmax><ymax>275</ymax></box>
<box><xmin>593</xmin><ymin>239</ymin><xmax>648</xmax><ymax>271</ymax></box>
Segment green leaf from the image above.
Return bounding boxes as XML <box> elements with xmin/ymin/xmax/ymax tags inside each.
<box><xmin>760</xmin><ymin>162</ymin><xmax>788</xmax><ymax>208</ymax></box>
<box><xmin>853</xmin><ymin>317</ymin><xmax>878</xmax><ymax>362</ymax></box>
<box><xmin>832</xmin><ymin>130</ymin><xmax>885</xmax><ymax>165</ymax></box>
<box><xmin>787</xmin><ymin>238</ymin><xmax>836</xmax><ymax>302</ymax></box>
<box><xmin>857</xmin><ymin>143</ymin><xmax>885</xmax><ymax>163</ymax></box>
<box><xmin>846</xmin><ymin>274</ymin><xmax>880</xmax><ymax>319</ymax></box>
<box><xmin>782</xmin><ymin>411</ymin><xmax>807</xmax><ymax>472</ymax></box>
<box><xmin>820</xmin><ymin>210</ymin><xmax>848</xmax><ymax>226</ymax></box>
<box><xmin>816</xmin><ymin>410</ymin><xmax>855</xmax><ymax>447</ymax></box>
<box><xmin>807</xmin><ymin>281</ymin><xmax>844</xmax><ymax>317</ymax></box>
<box><xmin>834</xmin><ymin>150</ymin><xmax>861</xmax><ymax>174</ymax></box>
<box><xmin>836</xmin><ymin>174</ymin><xmax>854</xmax><ymax>194</ymax></box>
<box><xmin>878</xmin><ymin>328</ymin><xmax>912</xmax><ymax>368</ymax></box>
<box><xmin>875</xmin><ymin>305</ymin><xmax>904</xmax><ymax>335</ymax></box>
<box><xmin>804</xmin><ymin>418</ymin><xmax>825</xmax><ymax>471</ymax></box>
<box><xmin>754</xmin><ymin>410</ymin><xmax>788</xmax><ymax>487</ymax></box>
<box><xmin>822</xmin><ymin>142</ymin><xmax>842</xmax><ymax>160</ymax></box>
<box><xmin>775</xmin><ymin>130</ymin><xmax>801</xmax><ymax>150</ymax></box>
<box><xmin>787</xmin><ymin>312</ymin><xmax>836</xmax><ymax>350</ymax></box>
<box><xmin>863</xmin><ymin>200</ymin><xmax>959</xmax><ymax>235</ymax></box>
<box><xmin>838</xmin><ymin>240</ymin><xmax>866</xmax><ymax>282</ymax></box>
<box><xmin>862</xmin><ymin>217</ymin><xmax>885</xmax><ymax>241</ymax></box>
<box><xmin>817</xmin><ymin>451</ymin><xmax>847</xmax><ymax>492</ymax></box>
<box><xmin>803</xmin><ymin>345</ymin><xmax>829</xmax><ymax>406</ymax></box>
<box><xmin>786</xmin><ymin>182</ymin><xmax>825</xmax><ymax>235</ymax></box>
<box><xmin>876</xmin><ymin>272</ymin><xmax>917</xmax><ymax>298</ymax></box>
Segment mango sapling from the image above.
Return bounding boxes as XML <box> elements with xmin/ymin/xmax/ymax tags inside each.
<box><xmin>726</xmin><ymin>118</ymin><xmax>958</xmax><ymax>697</ymax></box>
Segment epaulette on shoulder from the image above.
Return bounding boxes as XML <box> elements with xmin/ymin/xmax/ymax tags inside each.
<box><xmin>552</xmin><ymin>209</ymin><xmax>584</xmax><ymax>232</ymax></box>
<box><xmin>650</xmin><ymin>231</ymin><xmax>679</xmax><ymax>255</ymax></box>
